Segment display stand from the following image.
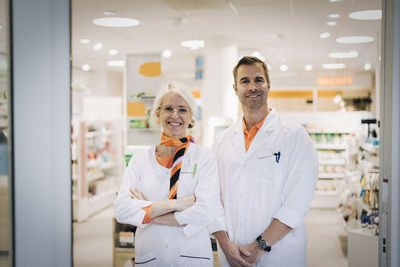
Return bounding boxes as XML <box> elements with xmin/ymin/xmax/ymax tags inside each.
<box><xmin>113</xmin><ymin>218</ymin><xmax>136</xmax><ymax>267</ymax></box>
<box><xmin>348</xmin><ymin>229</ymin><xmax>378</xmax><ymax>267</ymax></box>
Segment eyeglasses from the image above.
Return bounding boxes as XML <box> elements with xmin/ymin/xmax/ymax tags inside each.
<box><xmin>160</xmin><ymin>105</ymin><xmax>190</xmax><ymax>115</ymax></box>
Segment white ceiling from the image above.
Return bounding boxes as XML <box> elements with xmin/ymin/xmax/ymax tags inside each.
<box><xmin>72</xmin><ymin>0</ymin><xmax>382</xmax><ymax>74</ymax></box>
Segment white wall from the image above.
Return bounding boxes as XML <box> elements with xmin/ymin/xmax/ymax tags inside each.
<box><xmin>72</xmin><ymin>67</ymin><xmax>123</xmax><ymax>97</ymax></box>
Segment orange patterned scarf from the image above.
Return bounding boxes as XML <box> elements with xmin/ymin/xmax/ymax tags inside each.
<box><xmin>160</xmin><ymin>133</ymin><xmax>193</xmax><ymax>199</ymax></box>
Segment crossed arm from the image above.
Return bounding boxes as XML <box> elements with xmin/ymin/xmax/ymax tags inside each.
<box><xmin>129</xmin><ymin>188</ymin><xmax>195</xmax><ymax>226</ymax></box>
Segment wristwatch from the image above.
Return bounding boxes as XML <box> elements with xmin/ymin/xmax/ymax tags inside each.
<box><xmin>256</xmin><ymin>235</ymin><xmax>271</xmax><ymax>252</ymax></box>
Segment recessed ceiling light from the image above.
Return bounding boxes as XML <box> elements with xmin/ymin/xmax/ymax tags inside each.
<box><xmin>162</xmin><ymin>49</ymin><xmax>172</xmax><ymax>58</ymax></box>
<box><xmin>336</xmin><ymin>36</ymin><xmax>374</xmax><ymax>44</ymax></box>
<box><xmin>107</xmin><ymin>60</ymin><xmax>125</xmax><ymax>67</ymax></box>
<box><xmin>81</xmin><ymin>64</ymin><xmax>91</xmax><ymax>71</ymax></box>
<box><xmin>79</xmin><ymin>38</ymin><xmax>90</xmax><ymax>44</ymax></box>
<box><xmin>180</xmin><ymin>40</ymin><xmax>205</xmax><ymax>50</ymax></box>
<box><xmin>320</xmin><ymin>32</ymin><xmax>330</xmax><ymax>39</ymax></box>
<box><xmin>327</xmin><ymin>21</ymin><xmax>337</xmax><ymax>26</ymax></box>
<box><xmin>364</xmin><ymin>63</ymin><xmax>372</xmax><ymax>70</ymax></box>
<box><xmin>329</xmin><ymin>14</ymin><xmax>341</xmax><ymax>18</ymax></box>
<box><xmin>108</xmin><ymin>49</ymin><xmax>118</xmax><ymax>56</ymax></box>
<box><xmin>280</xmin><ymin>65</ymin><xmax>288</xmax><ymax>71</ymax></box>
<box><xmin>379</xmin><ymin>56</ymin><xmax>381</xmax><ymax>61</ymax></box>
<box><xmin>329</xmin><ymin>0</ymin><xmax>343</xmax><ymax>2</ymax></box>
<box><xmin>322</xmin><ymin>63</ymin><xmax>346</xmax><ymax>69</ymax></box>
<box><xmin>304</xmin><ymin>64</ymin><xmax>313</xmax><ymax>71</ymax></box>
<box><xmin>0</xmin><ymin>26</ymin><xmax>2</xmax><ymax>30</ymax></box>
<box><xmin>92</xmin><ymin>42</ymin><xmax>103</xmax><ymax>51</ymax></box>
<box><xmin>329</xmin><ymin>51</ymin><xmax>359</xmax><ymax>59</ymax></box>
<box><xmin>349</xmin><ymin>10</ymin><xmax>382</xmax><ymax>20</ymax></box>
<box><xmin>103</xmin><ymin>11</ymin><xmax>116</xmax><ymax>16</ymax></box>
<box><xmin>93</xmin><ymin>17</ymin><xmax>140</xmax><ymax>27</ymax></box>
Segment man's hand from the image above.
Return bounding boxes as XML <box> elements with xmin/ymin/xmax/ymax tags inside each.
<box><xmin>221</xmin><ymin>240</ymin><xmax>253</xmax><ymax>267</ymax></box>
<box><xmin>242</xmin><ymin>242</ymin><xmax>264</xmax><ymax>265</ymax></box>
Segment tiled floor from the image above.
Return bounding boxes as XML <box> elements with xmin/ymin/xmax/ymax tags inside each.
<box><xmin>74</xmin><ymin>207</ymin><xmax>348</xmax><ymax>267</ymax></box>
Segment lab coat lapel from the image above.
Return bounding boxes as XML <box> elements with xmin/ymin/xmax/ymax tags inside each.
<box><xmin>247</xmin><ymin>109</ymin><xmax>281</xmax><ymax>155</ymax></box>
<box><xmin>230</xmin><ymin>120</ymin><xmax>246</xmax><ymax>156</ymax></box>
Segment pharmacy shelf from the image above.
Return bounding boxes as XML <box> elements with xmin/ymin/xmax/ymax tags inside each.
<box><xmin>314</xmin><ymin>190</ymin><xmax>339</xmax><ymax>196</ymax></box>
<box><xmin>319</xmin><ymin>159</ymin><xmax>346</xmax><ymax>165</ymax></box>
<box><xmin>315</xmin><ymin>144</ymin><xmax>347</xmax><ymax>150</ymax></box>
<box><xmin>88</xmin><ymin>187</ymin><xmax>117</xmax><ymax>215</ymax></box>
<box><xmin>87</xmin><ymin>171</ymin><xmax>105</xmax><ymax>183</ymax></box>
<box><xmin>318</xmin><ymin>172</ymin><xmax>345</xmax><ymax>179</ymax></box>
<box><xmin>86</xmin><ymin>130</ymin><xmax>113</xmax><ymax>138</ymax></box>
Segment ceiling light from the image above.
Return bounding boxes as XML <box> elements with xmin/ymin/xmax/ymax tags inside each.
<box><xmin>320</xmin><ymin>32</ymin><xmax>330</xmax><ymax>39</ymax></box>
<box><xmin>364</xmin><ymin>63</ymin><xmax>372</xmax><ymax>70</ymax></box>
<box><xmin>336</xmin><ymin>36</ymin><xmax>374</xmax><ymax>44</ymax></box>
<box><xmin>81</xmin><ymin>64</ymin><xmax>91</xmax><ymax>71</ymax></box>
<box><xmin>329</xmin><ymin>0</ymin><xmax>343</xmax><ymax>2</ymax></box>
<box><xmin>304</xmin><ymin>64</ymin><xmax>313</xmax><ymax>71</ymax></box>
<box><xmin>280</xmin><ymin>65</ymin><xmax>288</xmax><ymax>71</ymax></box>
<box><xmin>322</xmin><ymin>63</ymin><xmax>346</xmax><ymax>69</ymax></box>
<box><xmin>93</xmin><ymin>17</ymin><xmax>140</xmax><ymax>27</ymax></box>
<box><xmin>349</xmin><ymin>10</ymin><xmax>382</xmax><ymax>20</ymax></box>
<box><xmin>107</xmin><ymin>60</ymin><xmax>125</xmax><ymax>67</ymax></box>
<box><xmin>327</xmin><ymin>21</ymin><xmax>337</xmax><ymax>26</ymax></box>
<box><xmin>329</xmin><ymin>50</ymin><xmax>359</xmax><ymax>59</ymax></box>
<box><xmin>79</xmin><ymin>38</ymin><xmax>90</xmax><ymax>44</ymax></box>
<box><xmin>329</xmin><ymin>14</ymin><xmax>341</xmax><ymax>18</ymax></box>
<box><xmin>180</xmin><ymin>40</ymin><xmax>205</xmax><ymax>50</ymax></box>
<box><xmin>379</xmin><ymin>56</ymin><xmax>381</xmax><ymax>61</ymax></box>
<box><xmin>108</xmin><ymin>49</ymin><xmax>118</xmax><ymax>56</ymax></box>
<box><xmin>92</xmin><ymin>42</ymin><xmax>103</xmax><ymax>51</ymax></box>
<box><xmin>103</xmin><ymin>11</ymin><xmax>116</xmax><ymax>16</ymax></box>
<box><xmin>0</xmin><ymin>26</ymin><xmax>2</xmax><ymax>30</ymax></box>
<box><xmin>162</xmin><ymin>49</ymin><xmax>172</xmax><ymax>58</ymax></box>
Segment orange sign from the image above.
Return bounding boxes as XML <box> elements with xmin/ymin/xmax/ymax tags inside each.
<box><xmin>317</xmin><ymin>76</ymin><xmax>354</xmax><ymax>86</ymax></box>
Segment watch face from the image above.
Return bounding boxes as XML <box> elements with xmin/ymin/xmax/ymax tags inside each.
<box><xmin>258</xmin><ymin>239</ymin><xmax>267</xmax><ymax>249</ymax></box>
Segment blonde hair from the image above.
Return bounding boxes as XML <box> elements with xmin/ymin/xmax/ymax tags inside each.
<box><xmin>150</xmin><ymin>83</ymin><xmax>196</xmax><ymax>129</ymax></box>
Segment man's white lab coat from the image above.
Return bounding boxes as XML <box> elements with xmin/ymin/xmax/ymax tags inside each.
<box><xmin>209</xmin><ymin>109</ymin><xmax>318</xmax><ymax>267</ymax></box>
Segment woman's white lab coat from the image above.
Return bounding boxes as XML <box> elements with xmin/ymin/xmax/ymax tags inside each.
<box><xmin>209</xmin><ymin>109</ymin><xmax>319</xmax><ymax>267</ymax></box>
<box><xmin>114</xmin><ymin>143</ymin><xmax>219</xmax><ymax>267</ymax></box>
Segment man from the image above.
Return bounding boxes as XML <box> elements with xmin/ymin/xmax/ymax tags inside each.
<box><xmin>209</xmin><ymin>56</ymin><xmax>318</xmax><ymax>267</ymax></box>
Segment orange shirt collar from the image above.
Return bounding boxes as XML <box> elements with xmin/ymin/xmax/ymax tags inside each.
<box><xmin>243</xmin><ymin>113</ymin><xmax>269</xmax><ymax>152</ymax></box>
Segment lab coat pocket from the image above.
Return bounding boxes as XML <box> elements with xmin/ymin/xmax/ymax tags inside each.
<box><xmin>254</xmin><ymin>151</ymin><xmax>280</xmax><ymax>188</ymax></box>
<box><xmin>178</xmin><ymin>165</ymin><xmax>198</xmax><ymax>196</ymax></box>
<box><xmin>178</xmin><ymin>250</ymin><xmax>213</xmax><ymax>267</ymax></box>
<box><xmin>134</xmin><ymin>251</ymin><xmax>157</xmax><ymax>266</ymax></box>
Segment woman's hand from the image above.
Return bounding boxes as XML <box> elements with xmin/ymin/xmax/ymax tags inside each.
<box><xmin>174</xmin><ymin>195</ymin><xmax>196</xmax><ymax>211</ymax></box>
<box><xmin>130</xmin><ymin>188</ymin><xmax>148</xmax><ymax>201</ymax></box>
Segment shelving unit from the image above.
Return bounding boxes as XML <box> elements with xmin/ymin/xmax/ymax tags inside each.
<box><xmin>113</xmin><ymin>218</ymin><xmax>136</xmax><ymax>267</ymax></box>
<box><xmin>309</xmin><ymin>131</ymin><xmax>353</xmax><ymax>209</ymax></box>
<box><xmin>72</xmin><ymin>119</ymin><xmax>124</xmax><ymax>222</ymax></box>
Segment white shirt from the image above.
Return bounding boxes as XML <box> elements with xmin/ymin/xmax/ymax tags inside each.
<box><xmin>209</xmin><ymin>109</ymin><xmax>318</xmax><ymax>267</ymax></box>
<box><xmin>114</xmin><ymin>143</ymin><xmax>219</xmax><ymax>267</ymax></box>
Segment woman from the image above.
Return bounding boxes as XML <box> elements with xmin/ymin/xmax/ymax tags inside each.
<box><xmin>114</xmin><ymin>83</ymin><xmax>219</xmax><ymax>266</ymax></box>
